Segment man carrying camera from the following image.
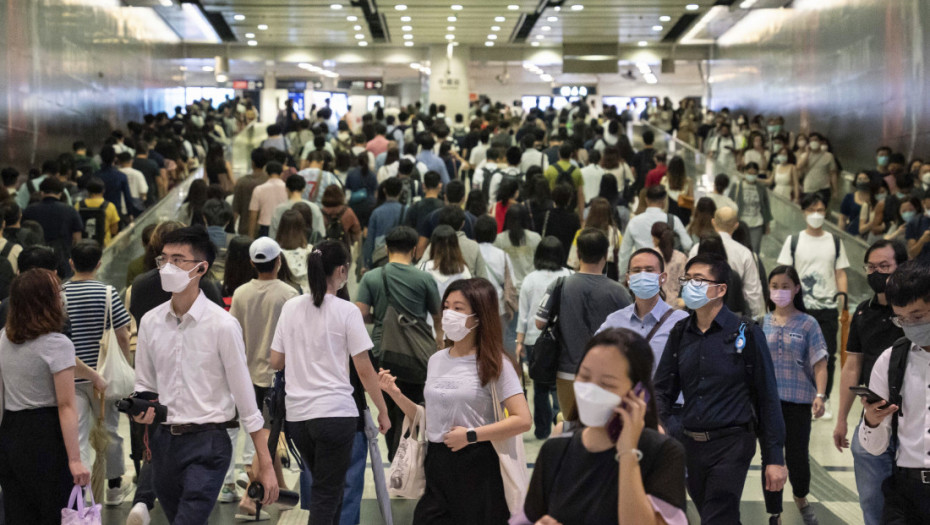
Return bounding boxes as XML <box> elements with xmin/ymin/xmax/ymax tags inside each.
<box><xmin>132</xmin><ymin>226</ymin><xmax>278</xmax><ymax>523</ymax></box>
<box><xmin>858</xmin><ymin>261</ymin><xmax>930</xmax><ymax>523</ymax></box>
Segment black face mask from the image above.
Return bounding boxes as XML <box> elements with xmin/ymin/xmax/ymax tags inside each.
<box><xmin>867</xmin><ymin>271</ymin><xmax>890</xmax><ymax>294</ymax></box>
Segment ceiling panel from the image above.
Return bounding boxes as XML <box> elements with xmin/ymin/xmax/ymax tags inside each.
<box><xmin>201</xmin><ymin>0</ymin><xmax>709</xmax><ymax>47</ymax></box>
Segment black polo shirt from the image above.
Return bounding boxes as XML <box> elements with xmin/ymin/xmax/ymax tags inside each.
<box><xmin>846</xmin><ymin>295</ymin><xmax>904</xmax><ymax>386</ymax></box>
<box><xmin>22</xmin><ymin>197</ymin><xmax>83</xmax><ymax>277</ymax></box>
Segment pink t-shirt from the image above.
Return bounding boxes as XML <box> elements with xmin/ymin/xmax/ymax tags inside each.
<box><xmin>249</xmin><ymin>178</ymin><xmax>288</xmax><ymax>226</ymax></box>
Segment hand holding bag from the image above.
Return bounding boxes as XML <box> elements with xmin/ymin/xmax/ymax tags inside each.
<box><xmin>96</xmin><ymin>286</ymin><xmax>135</xmax><ymax>400</ymax></box>
<box><xmin>61</xmin><ymin>485</ymin><xmax>102</xmax><ymax>525</ymax></box>
<box><xmin>490</xmin><ymin>381</ymin><xmax>529</xmax><ymax>517</ymax></box>
<box><xmin>387</xmin><ymin>404</ymin><xmax>427</xmax><ymax>499</ymax></box>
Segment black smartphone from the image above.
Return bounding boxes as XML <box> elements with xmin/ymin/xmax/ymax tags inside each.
<box><xmin>607</xmin><ymin>382</ymin><xmax>650</xmax><ymax>442</ymax></box>
<box><xmin>849</xmin><ymin>386</ymin><xmax>890</xmax><ymax>408</ymax></box>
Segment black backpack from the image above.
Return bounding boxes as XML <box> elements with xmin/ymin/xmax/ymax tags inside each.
<box><xmin>887</xmin><ymin>336</ymin><xmax>914</xmax><ymax>450</ymax></box>
<box><xmin>325</xmin><ymin>208</ymin><xmax>348</xmax><ymax>245</ymax></box>
<box><xmin>552</xmin><ymin>163</ymin><xmax>575</xmax><ymax>189</ymax></box>
<box><xmin>481</xmin><ymin>168</ymin><xmax>504</xmax><ymax>203</ymax></box>
<box><xmin>77</xmin><ymin>199</ymin><xmax>108</xmax><ymax>244</ymax></box>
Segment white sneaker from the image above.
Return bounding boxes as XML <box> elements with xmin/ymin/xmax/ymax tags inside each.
<box><xmin>218</xmin><ymin>483</ymin><xmax>239</xmax><ymax>503</ymax></box>
<box><xmin>126</xmin><ymin>502</ymin><xmax>151</xmax><ymax>525</ymax></box>
<box><xmin>105</xmin><ymin>483</ymin><xmax>132</xmax><ymax>506</ymax></box>
<box><xmin>821</xmin><ymin>400</ymin><xmax>833</xmax><ymax>421</ymax></box>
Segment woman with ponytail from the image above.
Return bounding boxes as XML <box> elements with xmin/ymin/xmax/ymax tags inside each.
<box><xmin>269</xmin><ymin>240</ymin><xmax>391</xmax><ymax>523</ymax></box>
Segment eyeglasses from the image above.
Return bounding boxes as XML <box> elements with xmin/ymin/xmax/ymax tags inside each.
<box><xmin>678</xmin><ymin>277</ymin><xmax>723</xmax><ymax>287</ymax></box>
<box><xmin>891</xmin><ymin>315</ymin><xmax>928</xmax><ymax>328</ymax></box>
<box><xmin>864</xmin><ymin>263</ymin><xmax>895</xmax><ymax>273</ymax></box>
<box><xmin>155</xmin><ymin>255</ymin><xmax>203</xmax><ymax>269</ymax></box>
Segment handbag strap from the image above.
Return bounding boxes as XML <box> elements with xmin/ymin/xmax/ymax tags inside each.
<box><xmin>103</xmin><ymin>285</ymin><xmax>113</xmax><ymax>331</ymax></box>
<box><xmin>645</xmin><ymin>308</ymin><xmax>676</xmax><ymax>343</ymax></box>
<box><xmin>489</xmin><ymin>380</ymin><xmax>503</xmax><ymax>423</ymax></box>
<box><xmin>67</xmin><ymin>485</ymin><xmax>87</xmax><ymax>511</ymax></box>
<box><xmin>541</xmin><ymin>209</ymin><xmax>551</xmax><ymax>237</ymax></box>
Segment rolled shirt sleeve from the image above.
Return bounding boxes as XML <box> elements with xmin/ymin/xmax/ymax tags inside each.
<box><xmin>217</xmin><ymin>317</ymin><xmax>265</xmax><ymax>433</ymax></box>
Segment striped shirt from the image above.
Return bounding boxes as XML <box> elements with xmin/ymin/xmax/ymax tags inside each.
<box><xmin>62</xmin><ymin>280</ymin><xmax>131</xmax><ymax>380</ymax></box>
<box><xmin>762</xmin><ymin>312</ymin><xmax>828</xmax><ymax>404</ymax></box>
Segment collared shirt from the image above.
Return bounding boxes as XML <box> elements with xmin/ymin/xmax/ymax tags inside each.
<box><xmin>416</xmin><ymin>150</ymin><xmax>450</xmax><ymax>185</ymax></box>
<box><xmin>134</xmin><ymin>291</ymin><xmax>264</xmax><ymax>433</ymax></box>
<box><xmin>94</xmin><ymin>165</ymin><xmax>135</xmax><ymax>215</ymax></box>
<box><xmin>762</xmin><ymin>312</ymin><xmax>828</xmax><ymax>404</ymax></box>
<box><xmin>847</xmin><ymin>295</ymin><xmax>903</xmax><ymax>387</ymax></box>
<box><xmin>859</xmin><ymin>343</ymin><xmax>930</xmax><ymax>468</ymax></box>
<box><xmin>617</xmin><ymin>207</ymin><xmax>693</xmax><ymax>275</ymax></box>
<box><xmin>688</xmin><ymin>231</ymin><xmax>765</xmax><ymax>318</ymax></box>
<box><xmin>654</xmin><ymin>305</ymin><xmax>786</xmax><ymax>465</ymax></box>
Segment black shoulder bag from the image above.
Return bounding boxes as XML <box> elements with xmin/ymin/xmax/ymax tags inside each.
<box><xmin>528</xmin><ymin>277</ymin><xmax>566</xmax><ymax>384</ymax></box>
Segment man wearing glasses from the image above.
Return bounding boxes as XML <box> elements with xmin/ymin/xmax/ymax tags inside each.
<box><xmin>833</xmin><ymin>240</ymin><xmax>906</xmax><ymax>525</ymax></box>
<box><xmin>858</xmin><ymin>261</ymin><xmax>930</xmax><ymax>522</ymax></box>
<box><xmin>655</xmin><ymin>252</ymin><xmax>787</xmax><ymax>524</ymax></box>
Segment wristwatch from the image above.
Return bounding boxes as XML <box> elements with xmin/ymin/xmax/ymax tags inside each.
<box><xmin>816</xmin><ymin>393</ymin><xmax>825</xmax><ymax>398</ymax></box>
<box><xmin>466</xmin><ymin>428</ymin><xmax>478</xmax><ymax>444</ymax></box>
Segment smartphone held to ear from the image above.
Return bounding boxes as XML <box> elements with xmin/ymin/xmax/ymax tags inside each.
<box><xmin>607</xmin><ymin>382</ymin><xmax>650</xmax><ymax>442</ymax></box>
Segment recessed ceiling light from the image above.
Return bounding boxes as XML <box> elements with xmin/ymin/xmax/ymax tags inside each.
<box><xmin>202</xmin><ymin>65</ymin><xmax>214</xmax><ymax>72</ymax></box>
<box><xmin>247</xmin><ymin>40</ymin><xmax>257</xmax><ymax>46</ymax></box>
<box><xmin>507</xmin><ymin>4</ymin><xmax>518</xmax><ymax>10</ymax></box>
<box><xmin>536</xmin><ymin>34</ymin><xmax>544</xmax><ymax>39</ymax></box>
<box><xmin>494</xmin><ymin>16</ymin><xmax>506</xmax><ymax>22</ymax></box>
<box><xmin>330</xmin><ymin>3</ymin><xmax>343</xmax><ymax>10</ymax></box>
<box><xmin>245</xmin><ymin>32</ymin><xmax>255</xmax><ymax>38</ymax></box>
<box><xmin>541</xmin><ymin>25</ymin><xmax>551</xmax><ymax>31</ymax></box>
<box><xmin>570</xmin><ymin>4</ymin><xmax>583</xmax><ymax>11</ymax></box>
<box><xmin>485</xmin><ymin>41</ymin><xmax>494</xmax><ymax>47</ymax></box>
<box><xmin>487</xmin><ymin>34</ymin><xmax>497</xmax><ymax>39</ymax></box>
<box><xmin>530</xmin><ymin>41</ymin><xmax>540</xmax><ymax>47</ymax></box>
<box><xmin>491</xmin><ymin>26</ymin><xmax>501</xmax><ymax>31</ymax></box>
<box><xmin>445</xmin><ymin>34</ymin><xmax>455</xmax><ymax>39</ymax></box>
<box><xmin>638</xmin><ymin>40</ymin><xmax>648</xmax><ymax>46</ymax></box>
<box><xmin>451</xmin><ymin>4</ymin><xmax>463</xmax><ymax>11</ymax></box>
<box><xmin>355</xmin><ymin>33</ymin><xmax>365</xmax><ymax>39</ymax></box>
<box><xmin>404</xmin><ymin>41</ymin><xmax>414</xmax><ymax>47</ymax></box>
<box><xmin>410</xmin><ymin>63</ymin><xmax>421</xmax><ymax>69</ymax></box>
<box><xmin>395</xmin><ymin>4</ymin><xmax>407</xmax><ymax>10</ymax></box>
<box><xmin>402</xmin><ymin>25</ymin><xmax>412</xmax><ymax>31</ymax></box>
<box><xmin>652</xmin><ymin>25</ymin><xmax>663</xmax><ymax>31</ymax></box>
<box><xmin>354</xmin><ymin>25</ymin><xmax>362</xmax><ymax>30</ymax></box>
<box><xmin>233</xmin><ymin>14</ymin><xmax>245</xmax><ymax>21</ymax></box>
<box><xmin>554</xmin><ymin>6</ymin><xmax>561</xmax><ymax>11</ymax></box>
<box><xmin>659</xmin><ymin>15</ymin><xmax>671</xmax><ymax>22</ymax></box>
<box><xmin>447</xmin><ymin>15</ymin><xmax>457</xmax><ymax>22</ymax></box>
<box><xmin>403</xmin><ymin>34</ymin><xmax>414</xmax><ymax>39</ymax></box>
<box><xmin>358</xmin><ymin>41</ymin><xmax>368</xmax><ymax>46</ymax></box>
<box><xmin>401</xmin><ymin>15</ymin><xmax>411</xmax><ymax>21</ymax></box>
<box><xmin>686</xmin><ymin>4</ymin><xmax>699</xmax><ymax>10</ymax></box>
<box><xmin>347</xmin><ymin>15</ymin><xmax>358</xmax><ymax>21</ymax></box>
<box><xmin>547</xmin><ymin>16</ymin><xmax>558</xmax><ymax>22</ymax></box>
<box><xmin>257</xmin><ymin>24</ymin><xmax>268</xmax><ymax>30</ymax></box>
<box><xmin>447</xmin><ymin>26</ymin><xmax>455</xmax><ymax>30</ymax></box>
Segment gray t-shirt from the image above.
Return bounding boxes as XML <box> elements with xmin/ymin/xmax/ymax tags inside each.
<box><xmin>1</xmin><ymin>331</ymin><xmax>75</xmax><ymax>410</ymax></box>
<box><xmin>356</xmin><ymin>263</ymin><xmax>441</xmax><ymax>355</ymax></box>
<box><xmin>536</xmin><ymin>273</ymin><xmax>632</xmax><ymax>378</ymax></box>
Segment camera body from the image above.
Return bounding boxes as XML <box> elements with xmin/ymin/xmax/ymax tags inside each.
<box><xmin>115</xmin><ymin>392</ymin><xmax>168</xmax><ymax>424</ymax></box>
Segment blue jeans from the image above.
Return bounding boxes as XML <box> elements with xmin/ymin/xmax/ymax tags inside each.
<box><xmin>852</xmin><ymin>419</ymin><xmax>895</xmax><ymax>525</ymax></box>
<box><xmin>525</xmin><ymin>344</ymin><xmax>560</xmax><ymax>439</ymax></box>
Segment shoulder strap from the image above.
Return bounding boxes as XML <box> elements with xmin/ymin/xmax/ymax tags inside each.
<box><xmin>541</xmin><ymin>209</ymin><xmax>551</xmax><ymax>237</ymax></box>
<box><xmin>544</xmin><ymin>277</ymin><xmax>566</xmax><ymax>329</ymax></box>
<box><xmin>790</xmin><ymin>234</ymin><xmax>799</xmax><ymax>264</ymax></box>
<box><xmin>645</xmin><ymin>308</ymin><xmax>676</xmax><ymax>343</ymax></box>
<box><xmin>888</xmin><ymin>336</ymin><xmax>912</xmax><ymax>447</ymax></box>
<box><xmin>832</xmin><ymin>233</ymin><xmax>841</xmax><ymax>264</ymax></box>
<box><xmin>0</xmin><ymin>240</ymin><xmax>13</xmax><ymax>259</ymax></box>
<box><xmin>103</xmin><ymin>284</ymin><xmax>113</xmax><ymax>334</ymax></box>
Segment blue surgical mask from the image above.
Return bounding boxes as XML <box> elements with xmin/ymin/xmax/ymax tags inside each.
<box><xmin>877</xmin><ymin>155</ymin><xmax>889</xmax><ymax>167</ymax></box>
<box><xmin>745</xmin><ymin>173</ymin><xmax>758</xmax><ymax>183</ymax></box>
<box><xmin>682</xmin><ymin>281</ymin><xmax>715</xmax><ymax>310</ymax></box>
<box><xmin>901</xmin><ymin>211</ymin><xmax>916</xmax><ymax>223</ymax></box>
<box><xmin>896</xmin><ymin>192</ymin><xmax>907</xmax><ymax>200</ymax></box>
<box><xmin>629</xmin><ymin>272</ymin><xmax>662</xmax><ymax>300</ymax></box>
<box><xmin>876</xmin><ymin>193</ymin><xmax>887</xmax><ymax>202</ymax></box>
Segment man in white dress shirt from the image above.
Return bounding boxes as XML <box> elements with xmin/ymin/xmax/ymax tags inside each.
<box><xmin>858</xmin><ymin>261</ymin><xmax>930</xmax><ymax>522</ymax></box>
<box><xmin>616</xmin><ymin>185</ymin><xmax>693</xmax><ymax>277</ymax></box>
<box><xmin>133</xmin><ymin>226</ymin><xmax>278</xmax><ymax>523</ymax></box>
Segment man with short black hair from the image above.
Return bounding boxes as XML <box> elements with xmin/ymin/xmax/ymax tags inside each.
<box><xmin>543</xmin><ymin>143</ymin><xmax>585</xmax><ymax>212</ymax></box>
<box><xmin>75</xmin><ymin>177</ymin><xmax>120</xmax><ymax>247</ymax></box>
<box><xmin>617</xmin><ymin>185</ymin><xmax>692</xmax><ymax>276</ymax></box>
<box><xmin>631</xmin><ymin>129</ymin><xmax>658</xmax><ymax>191</ymax></box>
<box><xmin>133</xmin><ymin>226</ymin><xmax>279</xmax><ymax>524</ymax></box>
<box><xmin>117</xmin><ymin>151</ymin><xmax>148</xmax><ymax>212</ymax></box>
<box><xmin>269</xmin><ymin>174</ymin><xmax>324</xmax><ymax>240</ymax></box>
<box><xmin>22</xmin><ymin>177</ymin><xmax>83</xmax><ymax>278</ymax></box>
<box><xmin>858</xmin><ymin>261</ymin><xmax>930</xmax><ymax>522</ymax></box>
<box><xmin>421</xmin><ymin>205</ymin><xmax>489</xmax><ymax>280</ymax></box>
<box><xmin>248</xmin><ymin>161</ymin><xmax>288</xmax><ymax>238</ymax></box>
<box><xmin>655</xmin><ymin>252</ymin><xmax>787</xmax><ymax>525</ymax></box>
<box><xmin>416</xmin><ymin>180</ymin><xmax>476</xmax><ymax>258</ymax></box>
<box><xmin>415</xmin><ymin>132</ymin><xmax>450</xmax><ymax>184</ymax></box>
<box><xmin>232</xmin><ymin>148</ymin><xmax>269</xmax><ymax>235</ymax></box>
<box><xmin>1</xmin><ymin>167</ymin><xmax>20</xmax><ymax>205</ymax></box>
<box><xmin>519</xmin><ymin>133</ymin><xmax>548</xmax><ymax>173</ymax></box>
<box><xmin>405</xmin><ymin>171</ymin><xmax>443</xmax><ymax>231</ymax></box>
<box><xmin>832</xmin><ymin>239</ymin><xmax>906</xmax><ymax>525</ymax></box>
<box><xmin>535</xmin><ymin>228</ymin><xmax>632</xmax><ymax>416</ymax></box>
<box><xmin>94</xmin><ymin>145</ymin><xmax>137</xmax><ymax>218</ymax></box>
<box><xmin>133</xmin><ymin>144</ymin><xmax>163</xmax><ymax>206</ymax></box>
<box><xmin>363</xmin><ymin>177</ymin><xmax>407</xmax><ymax>270</ymax></box>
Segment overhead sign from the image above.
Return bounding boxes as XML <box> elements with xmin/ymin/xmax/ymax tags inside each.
<box><xmin>233</xmin><ymin>80</ymin><xmax>264</xmax><ymax>90</ymax></box>
<box><xmin>337</xmin><ymin>79</ymin><xmax>383</xmax><ymax>91</ymax></box>
<box><xmin>553</xmin><ymin>85</ymin><xmax>596</xmax><ymax>97</ymax></box>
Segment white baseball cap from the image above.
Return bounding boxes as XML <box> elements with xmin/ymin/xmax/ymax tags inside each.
<box><xmin>249</xmin><ymin>237</ymin><xmax>281</xmax><ymax>263</ymax></box>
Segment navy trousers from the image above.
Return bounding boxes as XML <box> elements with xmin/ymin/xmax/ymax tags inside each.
<box><xmin>684</xmin><ymin>427</ymin><xmax>756</xmax><ymax>525</ymax></box>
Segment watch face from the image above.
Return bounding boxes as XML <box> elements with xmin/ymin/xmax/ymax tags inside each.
<box><xmin>467</xmin><ymin>430</ymin><xmax>477</xmax><ymax>443</ymax></box>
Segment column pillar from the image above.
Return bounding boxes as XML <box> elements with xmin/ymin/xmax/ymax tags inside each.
<box><xmin>427</xmin><ymin>44</ymin><xmax>471</xmax><ymax>119</ymax></box>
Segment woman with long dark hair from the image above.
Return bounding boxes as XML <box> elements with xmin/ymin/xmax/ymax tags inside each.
<box><xmin>376</xmin><ymin>147</ymin><xmax>401</xmax><ymax>182</ymax></box>
<box><xmin>494</xmin><ymin>178</ymin><xmax>521</xmax><ymax>233</ymax></box>
<box><xmin>567</xmin><ymin>197</ymin><xmax>620</xmax><ymax>278</ymax></box>
<box><xmin>663</xmin><ymin>156</ymin><xmax>692</xmax><ymax>227</ymax></box>
<box><xmin>276</xmin><ymin>209</ymin><xmax>313</xmax><ymax>292</ymax></box>
<box><xmin>419</xmin><ymin>225</ymin><xmax>472</xmax><ymax>300</ymax></box>
<box><xmin>222</xmin><ymin>236</ymin><xmax>257</xmax><ymax>299</ymax></box>
<box><xmin>204</xmin><ymin>143</ymin><xmax>235</xmax><ymax>192</ymax></box>
<box><xmin>761</xmin><ymin>265</ymin><xmax>826</xmax><ymax>525</ymax></box>
<box><xmin>525</xmin><ymin>328</ymin><xmax>686</xmax><ymax>525</ymax></box>
<box><xmin>270</xmin><ymin>241</ymin><xmax>390</xmax><ymax>524</ymax></box>
<box><xmin>494</xmin><ymin>204</ymin><xmax>541</xmax><ymax>290</ymax></box>
<box><xmin>0</xmin><ymin>269</ymin><xmax>97</xmax><ymax>524</ymax></box>
<box><xmin>178</xmin><ymin>178</ymin><xmax>208</xmax><ymax>227</ymax></box>
<box><xmin>651</xmin><ymin>222</ymin><xmax>687</xmax><ymax>305</ymax></box>
<box><xmin>686</xmin><ymin>197</ymin><xmax>717</xmax><ymax>245</ymax></box>
<box><xmin>379</xmin><ymin>278</ymin><xmax>532</xmax><ymax>524</ymax></box>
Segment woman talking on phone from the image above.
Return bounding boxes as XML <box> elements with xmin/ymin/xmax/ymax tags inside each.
<box><xmin>379</xmin><ymin>278</ymin><xmax>532</xmax><ymax>525</ymax></box>
<box><xmin>524</xmin><ymin>328</ymin><xmax>687</xmax><ymax>525</ymax></box>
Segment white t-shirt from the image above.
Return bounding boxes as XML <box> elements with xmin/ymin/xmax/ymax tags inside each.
<box><xmin>777</xmin><ymin>231</ymin><xmax>850</xmax><ymax>310</ymax></box>
<box><xmin>120</xmin><ymin>166</ymin><xmax>149</xmax><ymax>200</ymax></box>
<box><xmin>423</xmin><ymin>349</ymin><xmax>523</xmax><ymax>443</ymax></box>
<box><xmin>272</xmin><ymin>294</ymin><xmax>373</xmax><ymax>421</ymax></box>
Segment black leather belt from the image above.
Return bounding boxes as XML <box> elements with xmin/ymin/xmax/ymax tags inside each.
<box><xmin>683</xmin><ymin>423</ymin><xmax>753</xmax><ymax>443</ymax></box>
<box><xmin>895</xmin><ymin>467</ymin><xmax>930</xmax><ymax>484</ymax></box>
<box><xmin>166</xmin><ymin>421</ymin><xmax>239</xmax><ymax>436</ymax></box>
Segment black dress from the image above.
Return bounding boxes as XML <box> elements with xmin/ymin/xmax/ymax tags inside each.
<box><xmin>525</xmin><ymin>429</ymin><xmax>686</xmax><ymax>525</ymax></box>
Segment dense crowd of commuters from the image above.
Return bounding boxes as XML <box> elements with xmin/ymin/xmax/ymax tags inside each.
<box><xmin>1</xmin><ymin>93</ymin><xmax>930</xmax><ymax>525</ymax></box>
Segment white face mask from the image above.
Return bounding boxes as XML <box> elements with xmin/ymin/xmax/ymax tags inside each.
<box><xmin>921</xmin><ymin>172</ymin><xmax>930</xmax><ymax>186</ymax></box>
<box><xmin>809</xmin><ymin>140</ymin><xmax>820</xmax><ymax>151</ymax></box>
<box><xmin>573</xmin><ymin>381</ymin><xmax>621</xmax><ymax>427</ymax></box>
<box><xmin>441</xmin><ymin>309</ymin><xmax>476</xmax><ymax>342</ymax></box>
<box><xmin>806</xmin><ymin>212</ymin><xmax>825</xmax><ymax>229</ymax></box>
<box><xmin>159</xmin><ymin>262</ymin><xmax>202</xmax><ymax>294</ymax></box>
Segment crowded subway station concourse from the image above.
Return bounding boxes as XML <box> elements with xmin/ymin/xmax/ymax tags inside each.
<box><xmin>2</xmin><ymin>0</ymin><xmax>930</xmax><ymax>524</ymax></box>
